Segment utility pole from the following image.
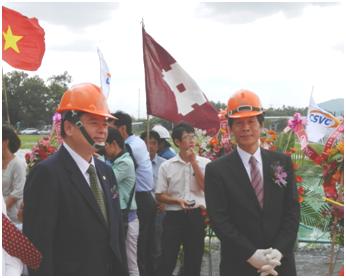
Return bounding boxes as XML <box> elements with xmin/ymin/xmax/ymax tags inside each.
<box><xmin>138</xmin><ymin>88</ymin><xmax>140</xmax><ymax>120</ymax></box>
<box><xmin>2</xmin><ymin>70</ymin><xmax>11</xmax><ymax>124</ymax></box>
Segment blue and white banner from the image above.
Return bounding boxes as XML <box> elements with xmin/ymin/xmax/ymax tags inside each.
<box><xmin>97</xmin><ymin>48</ymin><xmax>111</xmax><ymax>99</ymax></box>
<box><xmin>306</xmin><ymin>95</ymin><xmax>341</xmax><ymax>143</ymax></box>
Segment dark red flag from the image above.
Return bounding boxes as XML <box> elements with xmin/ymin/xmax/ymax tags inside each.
<box><xmin>142</xmin><ymin>27</ymin><xmax>219</xmax><ymax>133</ymax></box>
<box><xmin>2</xmin><ymin>6</ymin><xmax>45</xmax><ymax>71</ymax></box>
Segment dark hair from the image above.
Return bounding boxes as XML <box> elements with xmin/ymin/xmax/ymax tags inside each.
<box><xmin>60</xmin><ymin>111</ymin><xmax>83</xmax><ymax>137</ymax></box>
<box><xmin>172</xmin><ymin>122</ymin><xmax>195</xmax><ymax>146</ymax></box>
<box><xmin>112</xmin><ymin>111</ymin><xmax>132</xmax><ymax>135</ymax></box>
<box><xmin>140</xmin><ymin>130</ymin><xmax>161</xmax><ymax>143</ymax></box>
<box><xmin>106</xmin><ymin>128</ymin><xmax>125</xmax><ymax>150</ymax></box>
<box><xmin>2</xmin><ymin>125</ymin><xmax>21</xmax><ymax>153</ymax></box>
<box><xmin>228</xmin><ymin>113</ymin><xmax>265</xmax><ymax>127</ymax></box>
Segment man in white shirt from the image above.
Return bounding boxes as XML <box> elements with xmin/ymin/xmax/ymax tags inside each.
<box><xmin>155</xmin><ymin>122</ymin><xmax>210</xmax><ymax>275</ymax></box>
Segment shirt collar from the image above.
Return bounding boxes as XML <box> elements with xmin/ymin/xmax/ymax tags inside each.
<box><xmin>63</xmin><ymin>142</ymin><xmax>95</xmax><ymax>175</ymax></box>
<box><xmin>237</xmin><ymin>145</ymin><xmax>262</xmax><ymax>165</ymax></box>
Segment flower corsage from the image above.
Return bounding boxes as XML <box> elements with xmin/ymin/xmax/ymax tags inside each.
<box><xmin>271</xmin><ymin>162</ymin><xmax>288</xmax><ymax>188</ymax></box>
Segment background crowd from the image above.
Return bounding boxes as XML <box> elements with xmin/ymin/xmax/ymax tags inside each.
<box><xmin>2</xmin><ymin>84</ymin><xmax>299</xmax><ymax>276</ymax></box>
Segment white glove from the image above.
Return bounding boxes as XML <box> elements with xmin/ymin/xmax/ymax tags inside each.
<box><xmin>258</xmin><ymin>264</ymin><xmax>279</xmax><ymax>276</ymax></box>
<box><xmin>257</xmin><ymin>248</ymin><xmax>282</xmax><ymax>276</ymax></box>
<box><xmin>247</xmin><ymin>249</ymin><xmax>270</xmax><ymax>269</ymax></box>
<box><xmin>265</xmin><ymin>248</ymin><xmax>283</xmax><ymax>262</ymax></box>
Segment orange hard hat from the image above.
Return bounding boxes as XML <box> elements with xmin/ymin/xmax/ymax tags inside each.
<box><xmin>227</xmin><ymin>89</ymin><xmax>264</xmax><ymax>118</ymax></box>
<box><xmin>56</xmin><ymin>83</ymin><xmax>115</xmax><ymax>119</ymax></box>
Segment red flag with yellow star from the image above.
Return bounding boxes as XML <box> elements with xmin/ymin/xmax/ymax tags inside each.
<box><xmin>2</xmin><ymin>6</ymin><xmax>45</xmax><ymax>71</ymax></box>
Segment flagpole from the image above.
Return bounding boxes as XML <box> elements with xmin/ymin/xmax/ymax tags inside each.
<box><xmin>2</xmin><ymin>69</ymin><xmax>11</xmax><ymax>124</ymax></box>
<box><xmin>146</xmin><ymin>114</ymin><xmax>150</xmax><ymax>147</ymax></box>
<box><xmin>141</xmin><ymin>18</ymin><xmax>150</xmax><ymax>144</ymax></box>
<box><xmin>138</xmin><ymin>88</ymin><xmax>141</xmax><ymax>120</ymax></box>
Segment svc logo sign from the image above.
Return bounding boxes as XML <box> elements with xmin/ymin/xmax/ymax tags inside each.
<box><xmin>309</xmin><ymin>109</ymin><xmax>340</xmax><ymax>128</ymax></box>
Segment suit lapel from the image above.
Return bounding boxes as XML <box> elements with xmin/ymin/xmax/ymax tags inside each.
<box><xmin>261</xmin><ymin>148</ymin><xmax>273</xmax><ymax>211</ymax></box>
<box><xmin>229</xmin><ymin>151</ymin><xmax>262</xmax><ymax>211</ymax></box>
<box><xmin>59</xmin><ymin>146</ymin><xmax>109</xmax><ymax>229</ymax></box>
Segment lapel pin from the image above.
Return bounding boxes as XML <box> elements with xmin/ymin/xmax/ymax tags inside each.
<box><xmin>102</xmin><ymin>176</ymin><xmax>106</xmax><ymax>180</ymax></box>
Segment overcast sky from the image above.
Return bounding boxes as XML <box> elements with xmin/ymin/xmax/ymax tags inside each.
<box><xmin>2</xmin><ymin>1</ymin><xmax>345</xmax><ymax>118</ymax></box>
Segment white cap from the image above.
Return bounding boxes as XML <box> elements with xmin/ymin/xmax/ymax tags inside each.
<box><xmin>152</xmin><ymin>124</ymin><xmax>171</xmax><ymax>139</ymax></box>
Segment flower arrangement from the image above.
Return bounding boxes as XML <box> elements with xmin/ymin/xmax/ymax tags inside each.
<box><xmin>271</xmin><ymin>162</ymin><xmax>288</xmax><ymax>188</ymax></box>
<box><xmin>50</xmin><ymin>112</ymin><xmax>63</xmax><ymax>146</ymax></box>
<box><xmin>200</xmin><ymin>207</ymin><xmax>210</xmax><ymax>226</ymax></box>
<box><xmin>25</xmin><ymin>113</ymin><xmax>62</xmax><ymax>172</ymax></box>
<box><xmin>287</xmin><ymin>112</ymin><xmax>306</xmax><ymax>132</ymax></box>
<box><xmin>25</xmin><ymin>136</ymin><xmax>57</xmax><ymax>171</ymax></box>
<box><xmin>197</xmin><ymin>109</ymin><xmax>234</xmax><ymax>160</ymax></box>
<box><xmin>260</xmin><ymin>129</ymin><xmax>278</xmax><ymax>151</ymax></box>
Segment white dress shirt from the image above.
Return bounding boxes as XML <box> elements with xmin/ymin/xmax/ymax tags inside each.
<box><xmin>155</xmin><ymin>154</ymin><xmax>210</xmax><ymax>211</ymax></box>
<box><xmin>63</xmin><ymin>142</ymin><xmax>98</xmax><ymax>188</ymax></box>
<box><xmin>237</xmin><ymin>145</ymin><xmax>263</xmax><ymax>182</ymax></box>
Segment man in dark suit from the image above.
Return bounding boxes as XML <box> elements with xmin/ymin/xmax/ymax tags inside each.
<box><xmin>205</xmin><ymin>89</ymin><xmax>300</xmax><ymax>276</ymax></box>
<box><xmin>23</xmin><ymin>83</ymin><xmax>128</xmax><ymax>275</ymax></box>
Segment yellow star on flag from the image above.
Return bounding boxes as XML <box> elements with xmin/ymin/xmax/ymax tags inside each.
<box><xmin>3</xmin><ymin>25</ymin><xmax>23</xmax><ymax>53</ymax></box>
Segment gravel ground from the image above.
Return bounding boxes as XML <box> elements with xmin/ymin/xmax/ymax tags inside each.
<box><xmin>174</xmin><ymin>239</ymin><xmax>344</xmax><ymax>276</ymax></box>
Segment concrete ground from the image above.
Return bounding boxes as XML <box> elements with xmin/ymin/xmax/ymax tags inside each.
<box><xmin>174</xmin><ymin>239</ymin><xmax>344</xmax><ymax>276</ymax></box>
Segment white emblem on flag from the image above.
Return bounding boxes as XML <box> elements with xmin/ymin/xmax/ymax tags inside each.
<box><xmin>162</xmin><ymin>62</ymin><xmax>206</xmax><ymax>116</ymax></box>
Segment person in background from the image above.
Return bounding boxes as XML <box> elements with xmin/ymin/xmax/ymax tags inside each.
<box><xmin>2</xmin><ymin>197</ymin><xmax>24</xmax><ymax>276</ymax></box>
<box><xmin>2</xmin><ymin>125</ymin><xmax>26</xmax><ymax>225</ymax></box>
<box><xmin>155</xmin><ymin>122</ymin><xmax>210</xmax><ymax>275</ymax></box>
<box><xmin>104</xmin><ymin>128</ymin><xmax>139</xmax><ymax>276</ymax></box>
<box><xmin>152</xmin><ymin>124</ymin><xmax>176</xmax><ymax>160</ymax></box>
<box><xmin>204</xmin><ymin>89</ymin><xmax>300</xmax><ymax>275</ymax></box>
<box><xmin>140</xmin><ymin>130</ymin><xmax>166</xmax><ymax>272</ymax></box>
<box><xmin>111</xmin><ymin>111</ymin><xmax>156</xmax><ymax>275</ymax></box>
<box><xmin>23</xmin><ymin>83</ymin><xmax>128</xmax><ymax>275</ymax></box>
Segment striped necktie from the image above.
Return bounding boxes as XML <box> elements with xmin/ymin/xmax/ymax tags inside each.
<box><xmin>249</xmin><ymin>156</ymin><xmax>264</xmax><ymax>208</ymax></box>
<box><xmin>87</xmin><ymin>164</ymin><xmax>108</xmax><ymax>224</ymax></box>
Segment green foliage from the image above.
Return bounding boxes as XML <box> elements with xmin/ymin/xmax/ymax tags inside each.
<box><xmin>265</xmin><ymin>106</ymin><xmax>308</xmax><ymax>117</ymax></box>
<box><xmin>209</xmin><ymin>100</ymin><xmax>227</xmax><ymax>111</ymax></box>
<box><xmin>275</xmin><ymin>130</ymin><xmax>296</xmax><ymax>153</ymax></box>
<box><xmin>2</xmin><ymin>70</ymin><xmax>71</xmax><ymax>128</ymax></box>
<box><xmin>19</xmin><ymin>135</ymin><xmax>42</xmax><ymax>149</ymax></box>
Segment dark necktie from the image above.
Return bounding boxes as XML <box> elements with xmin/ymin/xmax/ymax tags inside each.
<box><xmin>87</xmin><ymin>164</ymin><xmax>108</xmax><ymax>224</ymax></box>
<box><xmin>249</xmin><ymin>156</ymin><xmax>264</xmax><ymax>208</ymax></box>
<box><xmin>2</xmin><ymin>213</ymin><xmax>42</xmax><ymax>269</ymax></box>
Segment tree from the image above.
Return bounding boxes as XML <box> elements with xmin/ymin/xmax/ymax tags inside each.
<box><xmin>2</xmin><ymin>70</ymin><xmax>71</xmax><ymax>128</ymax></box>
<box><xmin>210</xmin><ymin>100</ymin><xmax>227</xmax><ymax>111</ymax></box>
<box><xmin>46</xmin><ymin>71</ymin><xmax>71</xmax><ymax>120</ymax></box>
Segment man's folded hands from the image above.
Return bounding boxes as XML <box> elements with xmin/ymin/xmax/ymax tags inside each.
<box><xmin>248</xmin><ymin>248</ymin><xmax>283</xmax><ymax>276</ymax></box>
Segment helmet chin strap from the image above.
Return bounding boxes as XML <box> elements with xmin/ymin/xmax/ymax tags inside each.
<box><xmin>70</xmin><ymin>111</ymin><xmax>105</xmax><ymax>151</ymax></box>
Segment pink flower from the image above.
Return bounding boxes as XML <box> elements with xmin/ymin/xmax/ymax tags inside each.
<box><xmin>52</xmin><ymin>112</ymin><xmax>62</xmax><ymax>123</ymax></box>
<box><xmin>272</xmin><ymin>162</ymin><xmax>288</xmax><ymax>187</ymax></box>
<box><xmin>288</xmin><ymin>112</ymin><xmax>306</xmax><ymax>132</ymax></box>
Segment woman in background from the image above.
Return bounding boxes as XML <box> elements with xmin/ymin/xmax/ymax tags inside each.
<box><xmin>2</xmin><ymin>125</ymin><xmax>26</xmax><ymax>224</ymax></box>
<box><xmin>105</xmin><ymin>128</ymin><xmax>139</xmax><ymax>276</ymax></box>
